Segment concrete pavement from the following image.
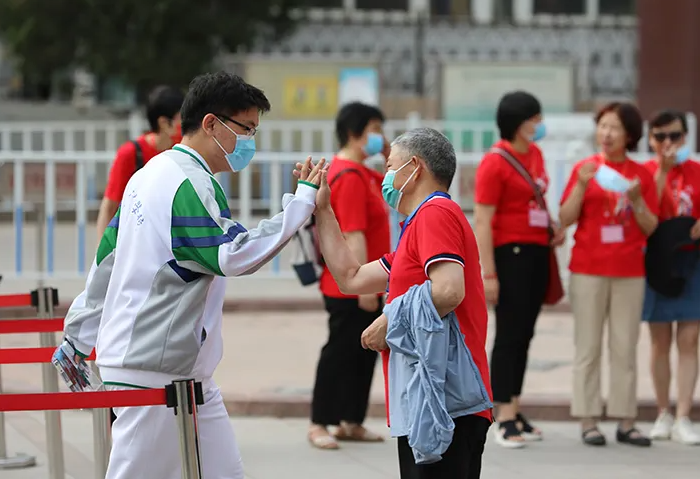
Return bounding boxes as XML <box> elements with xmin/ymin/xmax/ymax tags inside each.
<box><xmin>1</xmin><ymin>310</ymin><xmax>698</xmax><ymax>422</ymax></box>
<box><xmin>3</xmin><ymin>412</ymin><xmax>699</xmax><ymax>479</ymax></box>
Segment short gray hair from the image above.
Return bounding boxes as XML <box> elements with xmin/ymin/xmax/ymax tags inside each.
<box><xmin>391</xmin><ymin>127</ymin><xmax>456</xmax><ymax>188</ymax></box>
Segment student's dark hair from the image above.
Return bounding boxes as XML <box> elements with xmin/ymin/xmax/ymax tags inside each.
<box><xmin>595</xmin><ymin>101</ymin><xmax>644</xmax><ymax>151</ymax></box>
<box><xmin>180</xmin><ymin>72</ymin><xmax>271</xmax><ymax>136</ymax></box>
<box><xmin>146</xmin><ymin>85</ymin><xmax>185</xmax><ymax>132</ymax></box>
<box><xmin>496</xmin><ymin>91</ymin><xmax>542</xmax><ymax>141</ymax></box>
<box><xmin>335</xmin><ymin>102</ymin><xmax>385</xmax><ymax>148</ymax></box>
<box><xmin>649</xmin><ymin>109</ymin><xmax>688</xmax><ymax>133</ymax></box>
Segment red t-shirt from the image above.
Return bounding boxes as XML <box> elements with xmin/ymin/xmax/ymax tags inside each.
<box><xmin>475</xmin><ymin>140</ymin><xmax>550</xmax><ymax>247</ymax></box>
<box><xmin>643</xmin><ymin>158</ymin><xmax>700</xmax><ymax>221</ymax></box>
<box><xmin>562</xmin><ymin>155</ymin><xmax>660</xmax><ymax>277</ymax></box>
<box><xmin>379</xmin><ymin>196</ymin><xmax>493</xmax><ymax>423</ymax></box>
<box><xmin>319</xmin><ymin>158</ymin><xmax>391</xmax><ymax>298</ymax></box>
<box><xmin>103</xmin><ymin>134</ymin><xmax>159</xmax><ymax>203</ymax></box>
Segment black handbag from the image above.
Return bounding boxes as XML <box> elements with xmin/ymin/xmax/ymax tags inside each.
<box><xmin>645</xmin><ymin>216</ymin><xmax>700</xmax><ymax>297</ymax></box>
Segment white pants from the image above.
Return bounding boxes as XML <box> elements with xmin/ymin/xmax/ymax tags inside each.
<box><xmin>105</xmin><ymin>384</ymin><xmax>244</xmax><ymax>479</ymax></box>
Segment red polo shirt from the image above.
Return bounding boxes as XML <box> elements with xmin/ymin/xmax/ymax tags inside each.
<box><xmin>103</xmin><ymin>135</ymin><xmax>158</xmax><ymax>203</ymax></box>
<box><xmin>319</xmin><ymin>158</ymin><xmax>391</xmax><ymax>298</ymax></box>
<box><xmin>474</xmin><ymin>140</ymin><xmax>551</xmax><ymax>247</ymax></box>
<box><xmin>562</xmin><ymin>155</ymin><xmax>659</xmax><ymax>277</ymax></box>
<box><xmin>379</xmin><ymin>196</ymin><xmax>493</xmax><ymax>423</ymax></box>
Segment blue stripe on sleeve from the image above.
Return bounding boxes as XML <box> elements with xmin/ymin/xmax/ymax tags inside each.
<box><xmin>172</xmin><ymin>223</ymin><xmax>248</xmax><ymax>249</ymax></box>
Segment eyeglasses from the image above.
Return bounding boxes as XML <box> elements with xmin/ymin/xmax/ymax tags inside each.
<box><xmin>218</xmin><ymin>115</ymin><xmax>257</xmax><ymax>137</ymax></box>
<box><xmin>652</xmin><ymin>131</ymin><xmax>684</xmax><ymax>143</ymax></box>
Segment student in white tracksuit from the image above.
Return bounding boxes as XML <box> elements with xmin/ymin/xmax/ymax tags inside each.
<box><xmin>56</xmin><ymin>72</ymin><xmax>325</xmax><ymax>479</ymax></box>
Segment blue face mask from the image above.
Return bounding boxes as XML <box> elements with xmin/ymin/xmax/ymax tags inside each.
<box><xmin>531</xmin><ymin>122</ymin><xmax>546</xmax><ymax>142</ymax></box>
<box><xmin>382</xmin><ymin>160</ymin><xmax>418</xmax><ymax>210</ymax></box>
<box><xmin>363</xmin><ymin>132</ymin><xmax>385</xmax><ymax>156</ymax></box>
<box><xmin>594</xmin><ymin>164</ymin><xmax>632</xmax><ymax>193</ymax></box>
<box><xmin>213</xmin><ymin>119</ymin><xmax>256</xmax><ymax>172</ymax></box>
<box><xmin>676</xmin><ymin>145</ymin><xmax>691</xmax><ymax>164</ymax></box>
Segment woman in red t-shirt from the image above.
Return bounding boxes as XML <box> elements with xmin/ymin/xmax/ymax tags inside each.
<box><xmin>308</xmin><ymin>102</ymin><xmax>392</xmax><ymax>450</ymax></box>
<box><xmin>474</xmin><ymin>91</ymin><xmax>565</xmax><ymax>448</ymax></box>
<box><xmin>559</xmin><ymin>102</ymin><xmax>659</xmax><ymax>448</ymax></box>
<box><xmin>641</xmin><ymin>110</ymin><xmax>700</xmax><ymax>445</ymax></box>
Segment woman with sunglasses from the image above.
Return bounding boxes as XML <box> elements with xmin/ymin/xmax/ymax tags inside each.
<box><xmin>643</xmin><ymin>110</ymin><xmax>700</xmax><ymax>445</ymax></box>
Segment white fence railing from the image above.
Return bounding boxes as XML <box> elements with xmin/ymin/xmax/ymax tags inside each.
<box><xmin>0</xmin><ymin>113</ymin><xmax>696</xmax><ymax>286</ymax></box>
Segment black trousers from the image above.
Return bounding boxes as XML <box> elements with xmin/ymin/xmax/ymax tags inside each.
<box><xmin>310</xmin><ymin>296</ymin><xmax>381</xmax><ymax>425</ymax></box>
<box><xmin>490</xmin><ymin>244</ymin><xmax>549</xmax><ymax>404</ymax></box>
<box><xmin>398</xmin><ymin>415</ymin><xmax>492</xmax><ymax>479</ymax></box>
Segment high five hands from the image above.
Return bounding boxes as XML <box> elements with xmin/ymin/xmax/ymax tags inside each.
<box><xmin>293</xmin><ymin>157</ymin><xmax>331</xmax><ymax>211</ymax></box>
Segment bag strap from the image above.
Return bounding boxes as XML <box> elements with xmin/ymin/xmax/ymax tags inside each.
<box><xmin>491</xmin><ymin>147</ymin><xmax>554</xmax><ymax>237</ymax></box>
<box><xmin>295</xmin><ymin>167</ymin><xmax>366</xmax><ymax>257</ymax></box>
<box><xmin>329</xmin><ymin>167</ymin><xmax>363</xmax><ymax>187</ymax></box>
<box><xmin>132</xmin><ymin>140</ymin><xmax>144</xmax><ymax>172</ymax></box>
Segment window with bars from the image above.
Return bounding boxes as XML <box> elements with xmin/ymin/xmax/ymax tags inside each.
<box><xmin>430</xmin><ymin>0</ymin><xmax>471</xmax><ymax>17</ymax></box>
<box><xmin>599</xmin><ymin>0</ymin><xmax>635</xmax><ymax>15</ymax></box>
<box><xmin>356</xmin><ymin>0</ymin><xmax>409</xmax><ymax>10</ymax></box>
<box><xmin>533</xmin><ymin>0</ymin><xmax>585</xmax><ymax>15</ymax></box>
<box><xmin>304</xmin><ymin>0</ymin><xmax>344</xmax><ymax>6</ymax></box>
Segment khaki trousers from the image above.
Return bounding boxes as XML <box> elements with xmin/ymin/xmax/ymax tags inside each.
<box><xmin>569</xmin><ymin>273</ymin><xmax>645</xmax><ymax>419</ymax></box>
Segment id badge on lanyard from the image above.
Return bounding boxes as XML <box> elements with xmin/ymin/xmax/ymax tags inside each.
<box><xmin>599</xmin><ymin>158</ymin><xmax>629</xmax><ymax>244</ymax></box>
<box><xmin>601</xmin><ymin>192</ymin><xmax>625</xmax><ymax>244</ymax></box>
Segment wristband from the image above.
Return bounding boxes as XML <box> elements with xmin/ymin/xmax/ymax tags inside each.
<box><xmin>482</xmin><ymin>273</ymin><xmax>497</xmax><ymax>280</ymax></box>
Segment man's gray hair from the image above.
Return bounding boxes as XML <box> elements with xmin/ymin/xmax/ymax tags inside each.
<box><xmin>391</xmin><ymin>127</ymin><xmax>456</xmax><ymax>188</ymax></box>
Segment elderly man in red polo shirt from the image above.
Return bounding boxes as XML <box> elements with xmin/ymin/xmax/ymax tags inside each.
<box><xmin>299</xmin><ymin>127</ymin><xmax>493</xmax><ymax>479</ymax></box>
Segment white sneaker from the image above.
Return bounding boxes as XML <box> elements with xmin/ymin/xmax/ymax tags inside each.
<box><xmin>672</xmin><ymin>417</ymin><xmax>700</xmax><ymax>445</ymax></box>
<box><xmin>649</xmin><ymin>410</ymin><xmax>674</xmax><ymax>440</ymax></box>
<box><xmin>493</xmin><ymin>422</ymin><xmax>526</xmax><ymax>449</ymax></box>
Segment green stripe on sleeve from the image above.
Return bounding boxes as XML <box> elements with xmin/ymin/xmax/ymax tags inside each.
<box><xmin>171</xmin><ymin>179</ymin><xmax>225</xmax><ymax>275</ymax></box>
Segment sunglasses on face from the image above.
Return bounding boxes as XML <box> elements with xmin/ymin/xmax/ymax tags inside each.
<box><xmin>652</xmin><ymin>131</ymin><xmax>684</xmax><ymax>143</ymax></box>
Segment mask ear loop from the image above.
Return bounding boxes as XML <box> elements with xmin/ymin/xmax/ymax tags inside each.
<box><xmin>398</xmin><ymin>159</ymin><xmax>419</xmax><ymax>194</ymax></box>
<box><xmin>213</xmin><ymin>117</ymin><xmax>239</xmax><ymax>155</ymax></box>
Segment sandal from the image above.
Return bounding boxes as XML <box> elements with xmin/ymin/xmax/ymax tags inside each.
<box><xmin>334</xmin><ymin>423</ymin><xmax>384</xmax><ymax>442</ymax></box>
<box><xmin>494</xmin><ymin>420</ymin><xmax>526</xmax><ymax>449</ymax></box>
<box><xmin>616</xmin><ymin>427</ymin><xmax>651</xmax><ymax>447</ymax></box>
<box><xmin>308</xmin><ymin>426</ymin><xmax>339</xmax><ymax>450</ymax></box>
<box><xmin>516</xmin><ymin>413</ymin><xmax>543</xmax><ymax>441</ymax></box>
<box><xmin>582</xmin><ymin>427</ymin><xmax>607</xmax><ymax>446</ymax></box>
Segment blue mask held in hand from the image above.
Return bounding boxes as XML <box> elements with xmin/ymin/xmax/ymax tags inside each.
<box><xmin>382</xmin><ymin>159</ymin><xmax>418</xmax><ymax>210</ymax></box>
<box><xmin>594</xmin><ymin>164</ymin><xmax>632</xmax><ymax>193</ymax></box>
<box><xmin>675</xmin><ymin>145</ymin><xmax>691</xmax><ymax>164</ymax></box>
<box><xmin>213</xmin><ymin>118</ymin><xmax>256</xmax><ymax>172</ymax></box>
<box><xmin>363</xmin><ymin>132</ymin><xmax>385</xmax><ymax>156</ymax></box>
<box><xmin>531</xmin><ymin>122</ymin><xmax>547</xmax><ymax>142</ymax></box>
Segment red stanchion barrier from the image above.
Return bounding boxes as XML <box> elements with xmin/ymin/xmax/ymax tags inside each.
<box><xmin>0</xmin><ymin>318</ymin><xmax>65</xmax><ymax>334</ymax></box>
<box><xmin>0</xmin><ymin>347</ymin><xmax>96</xmax><ymax>364</ymax></box>
<box><xmin>0</xmin><ymin>294</ymin><xmax>33</xmax><ymax>309</ymax></box>
<box><xmin>0</xmin><ymin>389</ymin><xmax>167</xmax><ymax>412</ymax></box>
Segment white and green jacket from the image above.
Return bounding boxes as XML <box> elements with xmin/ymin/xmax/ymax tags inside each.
<box><xmin>63</xmin><ymin>144</ymin><xmax>318</xmax><ymax>388</ymax></box>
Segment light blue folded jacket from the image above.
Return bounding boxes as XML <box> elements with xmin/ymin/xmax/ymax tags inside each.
<box><xmin>385</xmin><ymin>281</ymin><xmax>493</xmax><ymax>465</ymax></box>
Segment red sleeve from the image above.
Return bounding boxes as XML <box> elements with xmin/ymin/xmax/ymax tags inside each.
<box><xmin>413</xmin><ymin>205</ymin><xmax>465</xmax><ymax>276</ymax></box>
<box><xmin>560</xmin><ymin>162</ymin><xmax>583</xmax><ymax>205</ymax></box>
<box><xmin>379</xmin><ymin>252</ymin><xmax>394</xmax><ymax>274</ymax></box>
<box><xmin>331</xmin><ymin>172</ymin><xmax>368</xmax><ymax>233</ymax></box>
<box><xmin>474</xmin><ymin>154</ymin><xmax>503</xmax><ymax>206</ymax></box>
<box><xmin>640</xmin><ymin>168</ymin><xmax>660</xmax><ymax>215</ymax></box>
<box><xmin>103</xmin><ymin>142</ymin><xmax>138</xmax><ymax>203</ymax></box>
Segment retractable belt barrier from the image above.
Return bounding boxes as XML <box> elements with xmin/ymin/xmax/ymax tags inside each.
<box><xmin>0</xmin><ymin>288</ymin><xmax>205</xmax><ymax>479</ymax></box>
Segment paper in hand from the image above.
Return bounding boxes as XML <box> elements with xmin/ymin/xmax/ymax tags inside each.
<box><xmin>51</xmin><ymin>339</ymin><xmax>102</xmax><ymax>392</ymax></box>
